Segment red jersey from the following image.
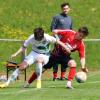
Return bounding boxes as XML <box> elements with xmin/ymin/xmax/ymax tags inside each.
<box><xmin>56</xmin><ymin>29</ymin><xmax>85</xmax><ymax>59</ymax></box>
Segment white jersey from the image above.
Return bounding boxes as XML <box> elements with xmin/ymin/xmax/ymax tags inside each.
<box><xmin>23</xmin><ymin>33</ymin><xmax>56</xmax><ymax>54</ymax></box>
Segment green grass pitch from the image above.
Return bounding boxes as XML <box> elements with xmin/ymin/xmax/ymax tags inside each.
<box><xmin>0</xmin><ymin>70</ymin><xmax>100</xmax><ymax>100</ymax></box>
<box><xmin>0</xmin><ymin>0</ymin><xmax>100</xmax><ymax>100</ymax></box>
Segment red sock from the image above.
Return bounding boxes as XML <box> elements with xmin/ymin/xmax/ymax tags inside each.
<box><xmin>53</xmin><ymin>72</ymin><xmax>57</xmax><ymax>78</ymax></box>
<box><xmin>28</xmin><ymin>72</ymin><xmax>37</xmax><ymax>84</ymax></box>
<box><xmin>68</xmin><ymin>67</ymin><xmax>76</xmax><ymax>81</ymax></box>
<box><xmin>61</xmin><ymin>72</ymin><xmax>65</xmax><ymax>78</ymax></box>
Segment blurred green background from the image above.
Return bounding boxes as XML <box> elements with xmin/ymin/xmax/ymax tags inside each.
<box><xmin>0</xmin><ymin>0</ymin><xmax>100</xmax><ymax>72</ymax></box>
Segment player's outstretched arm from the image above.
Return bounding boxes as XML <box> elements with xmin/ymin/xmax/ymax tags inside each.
<box><xmin>80</xmin><ymin>58</ymin><xmax>88</xmax><ymax>73</ymax></box>
<box><xmin>11</xmin><ymin>47</ymin><xmax>26</xmax><ymax>59</ymax></box>
<box><xmin>56</xmin><ymin>40</ymin><xmax>71</xmax><ymax>53</ymax></box>
<box><xmin>52</xmin><ymin>29</ymin><xmax>61</xmax><ymax>34</ymax></box>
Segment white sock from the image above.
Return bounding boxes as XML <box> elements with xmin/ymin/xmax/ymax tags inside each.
<box><xmin>6</xmin><ymin>68</ymin><xmax>20</xmax><ymax>86</ymax></box>
<box><xmin>35</xmin><ymin>63</ymin><xmax>42</xmax><ymax>81</ymax></box>
<box><xmin>67</xmin><ymin>81</ymin><xmax>72</xmax><ymax>87</ymax></box>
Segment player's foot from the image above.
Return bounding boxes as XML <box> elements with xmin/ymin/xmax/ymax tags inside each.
<box><xmin>36</xmin><ymin>80</ymin><xmax>41</xmax><ymax>89</ymax></box>
<box><xmin>66</xmin><ymin>81</ymin><xmax>74</xmax><ymax>89</ymax></box>
<box><xmin>66</xmin><ymin>86</ymin><xmax>74</xmax><ymax>89</ymax></box>
<box><xmin>59</xmin><ymin>77</ymin><xmax>67</xmax><ymax>81</ymax></box>
<box><xmin>53</xmin><ymin>77</ymin><xmax>59</xmax><ymax>81</ymax></box>
<box><xmin>23</xmin><ymin>82</ymin><xmax>30</xmax><ymax>88</ymax></box>
<box><xmin>0</xmin><ymin>83</ymin><xmax>8</xmax><ymax>88</ymax></box>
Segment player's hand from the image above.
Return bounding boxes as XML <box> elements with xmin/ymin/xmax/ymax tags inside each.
<box><xmin>81</xmin><ymin>67</ymin><xmax>88</xmax><ymax>73</ymax></box>
<box><xmin>54</xmin><ymin>34</ymin><xmax>60</xmax><ymax>40</ymax></box>
<box><xmin>52</xmin><ymin>29</ymin><xmax>59</xmax><ymax>34</ymax></box>
<box><xmin>10</xmin><ymin>53</ymin><xmax>17</xmax><ymax>59</ymax></box>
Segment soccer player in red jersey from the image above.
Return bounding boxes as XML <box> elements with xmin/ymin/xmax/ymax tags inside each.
<box><xmin>24</xmin><ymin>26</ymin><xmax>89</xmax><ymax>89</ymax></box>
<box><xmin>52</xmin><ymin>27</ymin><xmax>89</xmax><ymax>88</ymax></box>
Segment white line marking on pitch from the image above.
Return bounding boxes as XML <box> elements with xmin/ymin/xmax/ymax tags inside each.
<box><xmin>87</xmin><ymin>71</ymin><xmax>100</xmax><ymax>78</ymax></box>
<box><xmin>0</xmin><ymin>71</ymin><xmax>100</xmax><ymax>95</ymax></box>
<box><xmin>86</xmin><ymin>81</ymin><xmax>100</xmax><ymax>84</ymax></box>
<box><xmin>1</xmin><ymin>80</ymin><xmax>100</xmax><ymax>95</ymax></box>
<box><xmin>0</xmin><ymin>88</ymin><xmax>48</xmax><ymax>95</ymax></box>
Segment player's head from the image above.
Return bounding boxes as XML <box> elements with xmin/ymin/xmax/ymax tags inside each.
<box><xmin>75</xmin><ymin>26</ymin><xmax>89</xmax><ymax>40</ymax></box>
<box><xmin>34</xmin><ymin>27</ymin><xmax>44</xmax><ymax>41</ymax></box>
<box><xmin>61</xmin><ymin>2</ymin><xmax>70</xmax><ymax>15</ymax></box>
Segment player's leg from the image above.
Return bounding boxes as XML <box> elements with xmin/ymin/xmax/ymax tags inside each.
<box><xmin>66</xmin><ymin>59</ymin><xmax>76</xmax><ymax>89</ymax></box>
<box><xmin>52</xmin><ymin>55</ymin><xmax>60</xmax><ymax>81</ymax></box>
<box><xmin>0</xmin><ymin>61</ymin><xmax>28</xmax><ymax>88</ymax></box>
<box><xmin>51</xmin><ymin>45</ymin><xmax>60</xmax><ymax>81</ymax></box>
<box><xmin>53</xmin><ymin>63</ymin><xmax>59</xmax><ymax>81</ymax></box>
<box><xmin>60</xmin><ymin>62</ymin><xmax>68</xmax><ymax>80</ymax></box>
<box><xmin>24</xmin><ymin>54</ymin><xmax>55</xmax><ymax>88</ymax></box>
<box><xmin>23</xmin><ymin>51</ymin><xmax>44</xmax><ymax>88</ymax></box>
<box><xmin>60</xmin><ymin>56</ymin><xmax>69</xmax><ymax>80</ymax></box>
<box><xmin>24</xmin><ymin>67</ymin><xmax>47</xmax><ymax>88</ymax></box>
<box><xmin>35</xmin><ymin>54</ymin><xmax>49</xmax><ymax>88</ymax></box>
<box><xmin>24</xmin><ymin>71</ymin><xmax>37</xmax><ymax>88</ymax></box>
<box><xmin>0</xmin><ymin>51</ymin><xmax>36</xmax><ymax>88</ymax></box>
<box><xmin>35</xmin><ymin>62</ymin><xmax>43</xmax><ymax>88</ymax></box>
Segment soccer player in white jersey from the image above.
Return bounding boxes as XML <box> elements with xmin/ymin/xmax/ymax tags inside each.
<box><xmin>0</xmin><ymin>27</ymin><xmax>70</xmax><ymax>88</ymax></box>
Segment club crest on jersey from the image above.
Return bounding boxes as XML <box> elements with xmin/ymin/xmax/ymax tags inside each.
<box><xmin>42</xmin><ymin>40</ymin><xmax>47</xmax><ymax>44</ymax></box>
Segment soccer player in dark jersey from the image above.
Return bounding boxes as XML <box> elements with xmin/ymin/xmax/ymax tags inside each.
<box><xmin>51</xmin><ymin>2</ymin><xmax>72</xmax><ymax>30</ymax></box>
<box><xmin>26</xmin><ymin>3</ymin><xmax>72</xmax><ymax>84</ymax></box>
<box><xmin>51</xmin><ymin>2</ymin><xmax>73</xmax><ymax>80</ymax></box>
<box><xmin>24</xmin><ymin>26</ymin><xmax>89</xmax><ymax>89</ymax></box>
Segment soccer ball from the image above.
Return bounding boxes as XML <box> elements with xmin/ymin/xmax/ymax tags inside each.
<box><xmin>75</xmin><ymin>71</ymin><xmax>87</xmax><ymax>83</ymax></box>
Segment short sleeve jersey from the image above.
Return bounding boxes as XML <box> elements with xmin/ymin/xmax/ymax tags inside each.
<box><xmin>23</xmin><ymin>33</ymin><xmax>56</xmax><ymax>54</ymax></box>
<box><xmin>57</xmin><ymin>29</ymin><xmax>85</xmax><ymax>58</ymax></box>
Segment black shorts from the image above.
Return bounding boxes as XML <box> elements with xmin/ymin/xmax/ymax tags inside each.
<box><xmin>43</xmin><ymin>54</ymin><xmax>72</xmax><ymax>69</ymax></box>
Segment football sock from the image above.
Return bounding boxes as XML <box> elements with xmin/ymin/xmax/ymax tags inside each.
<box><xmin>28</xmin><ymin>68</ymin><xmax>46</xmax><ymax>84</ymax></box>
<box><xmin>61</xmin><ymin>72</ymin><xmax>65</xmax><ymax>78</ymax></box>
<box><xmin>35</xmin><ymin>63</ymin><xmax>42</xmax><ymax>88</ymax></box>
<box><xmin>68</xmin><ymin>67</ymin><xmax>76</xmax><ymax>81</ymax></box>
<box><xmin>36</xmin><ymin>79</ymin><xmax>41</xmax><ymax>88</ymax></box>
<box><xmin>28</xmin><ymin>72</ymin><xmax>37</xmax><ymax>84</ymax></box>
<box><xmin>36</xmin><ymin>63</ymin><xmax>42</xmax><ymax>80</ymax></box>
<box><xmin>6</xmin><ymin>68</ymin><xmax>20</xmax><ymax>86</ymax></box>
<box><xmin>53</xmin><ymin>72</ymin><xmax>57</xmax><ymax>78</ymax></box>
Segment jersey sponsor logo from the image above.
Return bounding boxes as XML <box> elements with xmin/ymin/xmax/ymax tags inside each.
<box><xmin>72</xmin><ymin>45</ymin><xmax>77</xmax><ymax>49</ymax></box>
<box><xmin>66</xmin><ymin>43</ymin><xmax>77</xmax><ymax>50</ymax></box>
<box><xmin>60</xmin><ymin>19</ymin><xmax>65</xmax><ymax>23</ymax></box>
<box><xmin>67</xmin><ymin>38</ymin><xmax>70</xmax><ymax>42</ymax></box>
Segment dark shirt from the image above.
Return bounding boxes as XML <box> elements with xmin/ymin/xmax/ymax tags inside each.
<box><xmin>51</xmin><ymin>13</ymin><xmax>72</xmax><ymax>31</ymax></box>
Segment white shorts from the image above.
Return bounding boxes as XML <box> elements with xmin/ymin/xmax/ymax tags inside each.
<box><xmin>24</xmin><ymin>51</ymin><xmax>49</xmax><ymax>66</ymax></box>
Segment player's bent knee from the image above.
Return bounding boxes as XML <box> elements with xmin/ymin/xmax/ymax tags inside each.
<box><xmin>68</xmin><ymin>60</ymin><xmax>76</xmax><ymax>67</ymax></box>
<box><xmin>19</xmin><ymin>66</ymin><xmax>26</xmax><ymax>70</ymax></box>
<box><xmin>36</xmin><ymin>58</ymin><xmax>44</xmax><ymax>63</ymax></box>
<box><xmin>19</xmin><ymin>61</ymin><xmax>28</xmax><ymax>70</ymax></box>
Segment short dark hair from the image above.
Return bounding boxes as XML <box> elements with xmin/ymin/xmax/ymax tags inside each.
<box><xmin>78</xmin><ymin>26</ymin><xmax>89</xmax><ymax>36</ymax></box>
<box><xmin>34</xmin><ymin>27</ymin><xmax>44</xmax><ymax>41</ymax></box>
<box><xmin>61</xmin><ymin>2</ymin><xmax>70</xmax><ymax>8</ymax></box>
